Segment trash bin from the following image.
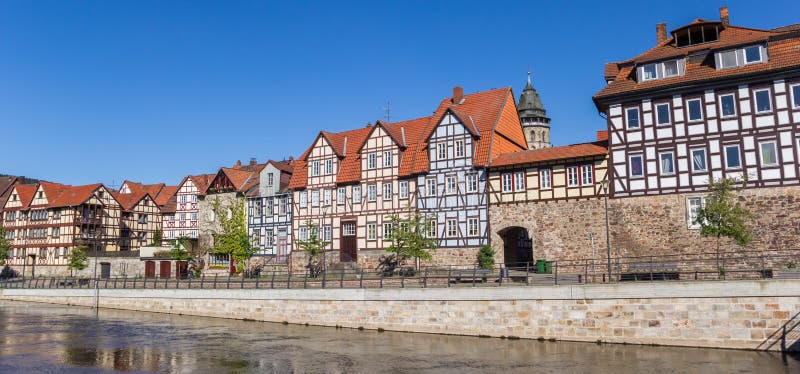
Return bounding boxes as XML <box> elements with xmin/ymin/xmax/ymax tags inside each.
<box><xmin>543</xmin><ymin>261</ymin><xmax>553</xmax><ymax>274</ymax></box>
<box><xmin>535</xmin><ymin>259</ymin><xmax>546</xmax><ymax>273</ymax></box>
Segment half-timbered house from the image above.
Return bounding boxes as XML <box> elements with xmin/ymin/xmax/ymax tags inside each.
<box><xmin>167</xmin><ymin>174</ymin><xmax>212</xmax><ymax>243</ymax></box>
<box><xmin>247</xmin><ymin>159</ymin><xmax>295</xmax><ymax>261</ymax></box>
<box><xmin>112</xmin><ymin>191</ymin><xmax>162</xmax><ymax>251</ymax></box>
<box><xmin>592</xmin><ymin>7</ymin><xmax>800</xmax><ymax>254</ymax></box>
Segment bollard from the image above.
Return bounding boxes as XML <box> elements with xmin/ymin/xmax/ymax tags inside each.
<box><xmin>255</xmin><ymin>275</ymin><xmax>259</xmax><ymax>289</ymax></box>
<box><xmin>287</xmin><ymin>271</ymin><xmax>291</xmax><ymax>289</ymax></box>
<box><xmin>423</xmin><ymin>267</ymin><xmax>428</xmax><ymax>288</ymax></box>
<box><xmin>240</xmin><ymin>275</ymin><xmax>244</xmax><ymax>289</ymax></box>
<box><xmin>271</xmin><ymin>270</ymin><xmax>276</xmax><ymax>289</ymax></box>
<box><xmin>226</xmin><ymin>274</ymin><xmax>231</xmax><ymax>289</ymax></box>
<box><xmin>359</xmin><ymin>269</ymin><xmax>364</xmax><ymax>289</ymax></box>
<box><xmin>447</xmin><ymin>266</ymin><xmax>452</xmax><ymax>288</ymax></box>
<box><xmin>304</xmin><ymin>271</ymin><xmax>308</xmax><ymax>289</ymax></box>
<box><xmin>321</xmin><ymin>269</ymin><xmax>326</xmax><ymax>289</ymax></box>
<box><xmin>340</xmin><ymin>270</ymin><xmax>345</xmax><ymax>289</ymax></box>
<box><xmin>213</xmin><ymin>274</ymin><xmax>218</xmax><ymax>289</ymax></box>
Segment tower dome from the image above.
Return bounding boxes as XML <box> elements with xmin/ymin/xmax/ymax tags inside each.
<box><xmin>518</xmin><ymin>71</ymin><xmax>552</xmax><ymax>149</ymax></box>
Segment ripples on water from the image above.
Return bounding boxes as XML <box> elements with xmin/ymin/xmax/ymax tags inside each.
<box><xmin>0</xmin><ymin>300</ymin><xmax>797</xmax><ymax>373</ymax></box>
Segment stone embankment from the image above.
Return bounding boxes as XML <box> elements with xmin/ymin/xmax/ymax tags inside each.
<box><xmin>2</xmin><ymin>280</ymin><xmax>798</xmax><ymax>351</ymax></box>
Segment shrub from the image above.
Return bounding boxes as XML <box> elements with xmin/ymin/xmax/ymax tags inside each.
<box><xmin>477</xmin><ymin>245</ymin><xmax>495</xmax><ymax>269</ymax></box>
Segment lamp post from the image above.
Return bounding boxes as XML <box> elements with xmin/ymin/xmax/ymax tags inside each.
<box><xmin>601</xmin><ymin>179</ymin><xmax>612</xmax><ymax>282</ymax></box>
<box><xmin>321</xmin><ymin>206</ymin><xmax>328</xmax><ymax>271</ymax></box>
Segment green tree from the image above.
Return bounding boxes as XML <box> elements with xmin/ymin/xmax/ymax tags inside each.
<box><xmin>294</xmin><ymin>221</ymin><xmax>328</xmax><ymax>277</ymax></box>
<box><xmin>168</xmin><ymin>237</ymin><xmax>193</xmax><ymax>261</ymax></box>
<box><xmin>213</xmin><ymin>197</ymin><xmax>256</xmax><ymax>274</ymax></box>
<box><xmin>695</xmin><ymin>177</ymin><xmax>754</xmax><ymax>257</ymax></box>
<box><xmin>67</xmin><ymin>246</ymin><xmax>89</xmax><ymax>276</ymax></box>
<box><xmin>0</xmin><ymin>226</ymin><xmax>10</xmax><ymax>265</ymax></box>
<box><xmin>385</xmin><ymin>211</ymin><xmax>436</xmax><ymax>269</ymax></box>
<box><xmin>477</xmin><ymin>245</ymin><xmax>496</xmax><ymax>269</ymax></box>
<box><xmin>150</xmin><ymin>229</ymin><xmax>163</xmax><ymax>246</ymax></box>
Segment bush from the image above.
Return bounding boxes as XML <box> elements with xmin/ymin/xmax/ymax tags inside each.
<box><xmin>0</xmin><ymin>265</ymin><xmax>19</xmax><ymax>279</ymax></box>
<box><xmin>477</xmin><ymin>245</ymin><xmax>495</xmax><ymax>269</ymax></box>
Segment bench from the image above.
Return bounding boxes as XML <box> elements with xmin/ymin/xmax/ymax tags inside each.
<box><xmin>620</xmin><ymin>262</ymin><xmax>680</xmax><ymax>281</ymax></box>
<box><xmin>57</xmin><ymin>278</ymin><xmax>90</xmax><ymax>287</ymax></box>
<box><xmin>451</xmin><ymin>269</ymin><xmax>492</xmax><ymax>283</ymax></box>
<box><xmin>774</xmin><ymin>270</ymin><xmax>800</xmax><ymax>279</ymax></box>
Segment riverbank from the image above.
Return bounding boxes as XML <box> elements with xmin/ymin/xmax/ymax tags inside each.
<box><xmin>2</xmin><ymin>280</ymin><xmax>799</xmax><ymax>351</ymax></box>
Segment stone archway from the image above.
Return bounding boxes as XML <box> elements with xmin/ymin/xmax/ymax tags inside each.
<box><xmin>497</xmin><ymin>227</ymin><xmax>533</xmax><ymax>269</ymax></box>
<box><xmin>491</xmin><ymin>219</ymin><xmax>537</xmax><ymax>268</ymax></box>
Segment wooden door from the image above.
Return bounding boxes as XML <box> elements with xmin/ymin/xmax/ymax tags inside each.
<box><xmin>175</xmin><ymin>261</ymin><xmax>188</xmax><ymax>279</ymax></box>
<box><xmin>340</xmin><ymin>221</ymin><xmax>357</xmax><ymax>262</ymax></box>
<box><xmin>145</xmin><ymin>261</ymin><xmax>156</xmax><ymax>278</ymax></box>
<box><xmin>159</xmin><ymin>261</ymin><xmax>171</xmax><ymax>279</ymax></box>
<box><xmin>277</xmin><ymin>228</ymin><xmax>287</xmax><ymax>257</ymax></box>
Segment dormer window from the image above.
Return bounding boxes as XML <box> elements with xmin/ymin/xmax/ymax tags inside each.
<box><xmin>673</xmin><ymin>24</ymin><xmax>720</xmax><ymax>48</ymax></box>
<box><xmin>638</xmin><ymin>59</ymin><xmax>685</xmax><ymax>82</ymax></box>
<box><xmin>715</xmin><ymin>44</ymin><xmax>767</xmax><ymax>70</ymax></box>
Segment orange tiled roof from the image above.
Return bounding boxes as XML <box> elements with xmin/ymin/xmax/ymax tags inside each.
<box><xmin>12</xmin><ymin>184</ymin><xmax>38</xmax><ymax>209</ymax></box>
<box><xmin>594</xmin><ymin>21</ymin><xmax>800</xmax><ymax>105</ymax></box>
<box><xmin>50</xmin><ymin>183</ymin><xmax>104</xmax><ymax>208</ymax></box>
<box><xmin>111</xmin><ymin>191</ymin><xmax>154</xmax><ymax>212</ymax></box>
<box><xmin>155</xmin><ymin>186</ymin><xmax>178</xmax><ymax>207</ymax></box>
<box><xmin>491</xmin><ymin>141</ymin><xmax>608</xmax><ymax>168</ymax></box>
<box><xmin>187</xmin><ymin>174</ymin><xmax>214</xmax><ymax>193</ymax></box>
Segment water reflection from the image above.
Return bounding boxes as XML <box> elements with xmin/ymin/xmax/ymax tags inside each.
<box><xmin>0</xmin><ymin>300</ymin><xmax>797</xmax><ymax>373</ymax></box>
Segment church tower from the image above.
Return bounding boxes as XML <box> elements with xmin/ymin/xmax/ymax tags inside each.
<box><xmin>518</xmin><ymin>71</ymin><xmax>551</xmax><ymax>149</ymax></box>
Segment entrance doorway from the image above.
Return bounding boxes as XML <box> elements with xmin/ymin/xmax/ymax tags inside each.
<box><xmin>144</xmin><ymin>261</ymin><xmax>156</xmax><ymax>278</ymax></box>
<box><xmin>499</xmin><ymin>227</ymin><xmax>533</xmax><ymax>269</ymax></box>
<box><xmin>159</xmin><ymin>261</ymin><xmax>171</xmax><ymax>279</ymax></box>
<box><xmin>340</xmin><ymin>221</ymin><xmax>357</xmax><ymax>262</ymax></box>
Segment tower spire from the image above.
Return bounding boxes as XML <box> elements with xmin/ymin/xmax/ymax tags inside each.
<box><xmin>518</xmin><ymin>70</ymin><xmax>552</xmax><ymax>150</ymax></box>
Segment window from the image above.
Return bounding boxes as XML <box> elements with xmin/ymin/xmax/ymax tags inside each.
<box><xmin>180</xmin><ymin>195</ymin><xmax>187</xmax><ymax>203</ymax></box>
<box><xmin>687</xmin><ymin>197</ymin><xmax>706</xmax><ymax>229</ymax></box>
<box><xmin>744</xmin><ymin>45</ymin><xmax>762</xmax><ymax>64</ymax></box>
<box><xmin>399</xmin><ymin>181</ymin><xmax>409</xmax><ymax>198</ymax></box>
<box><xmin>659</xmin><ymin>152</ymin><xmax>675</xmax><ymax>175</ymax></box>
<box><xmin>51</xmin><ymin>227</ymin><xmax>60</xmax><ymax>237</ymax></box>
<box><xmin>267</xmin><ymin>173</ymin><xmax>274</xmax><ymax>187</ymax></box>
<box><xmin>581</xmin><ymin>165</ymin><xmax>593</xmax><ymax>185</ymax></box>
<box><xmin>438</xmin><ymin>142</ymin><xmax>447</xmax><ymax>160</ymax></box>
<box><xmin>353</xmin><ymin>185</ymin><xmax>361</xmax><ymax>203</ymax></box>
<box><xmin>719</xmin><ymin>50</ymin><xmax>738</xmax><ymax>69</ymax></box>
<box><xmin>630</xmin><ymin>155</ymin><xmax>644</xmax><ymax>177</ymax></box>
<box><xmin>625</xmin><ymin>107</ymin><xmax>640</xmax><ymax>129</ymax></box>
<box><xmin>719</xmin><ymin>94</ymin><xmax>737</xmax><ymax>117</ymax></box>
<box><xmin>367</xmin><ymin>152</ymin><xmax>377</xmax><ymax>169</ymax></box>
<box><xmin>382</xmin><ymin>150</ymin><xmax>392</xmax><ymax>167</ymax></box>
<box><xmin>467</xmin><ymin>218</ymin><xmax>479</xmax><ymax>237</ymax></box>
<box><xmin>383</xmin><ymin>223</ymin><xmax>393</xmax><ymax>240</ymax></box>
<box><xmin>264</xmin><ymin>231</ymin><xmax>274</xmax><ymax>247</ymax></box>
<box><xmin>323</xmin><ymin>189</ymin><xmax>331</xmax><ymax>206</ymax></box>
<box><xmin>641</xmin><ymin>63</ymin><xmax>658</xmax><ymax>81</ymax></box>
<box><xmin>367</xmin><ymin>184</ymin><xmax>377</xmax><ymax>201</ymax></box>
<box><xmin>311</xmin><ymin>190</ymin><xmax>319</xmax><ymax>206</ymax></box>
<box><xmin>446</xmin><ymin>219</ymin><xmax>458</xmax><ymax>237</ymax></box>
<box><xmin>426</xmin><ymin>179</ymin><xmax>436</xmax><ymax>196</ymax></box>
<box><xmin>501</xmin><ymin>173</ymin><xmax>513</xmax><ymax>192</ymax></box>
<box><xmin>325</xmin><ymin>159</ymin><xmax>333</xmax><ymax>175</ymax></box>
<box><xmin>191</xmin><ymin>195</ymin><xmax>197</xmax><ymax>203</ymax></box>
<box><xmin>299</xmin><ymin>191</ymin><xmax>307</xmax><ymax>207</ymax></box>
<box><xmin>342</xmin><ymin>223</ymin><xmax>356</xmax><ymax>236</ymax></box>
<box><xmin>383</xmin><ymin>183</ymin><xmax>393</xmax><ymax>200</ymax></box>
<box><xmin>367</xmin><ymin>223</ymin><xmax>377</xmax><ymax>240</ymax></box>
<box><xmin>754</xmin><ymin>89</ymin><xmax>772</xmax><ymax>113</ymax></box>
<box><xmin>687</xmin><ymin>99</ymin><xmax>703</xmax><ymax>121</ymax></box>
<box><xmin>299</xmin><ymin>227</ymin><xmax>308</xmax><ymax>241</ymax></box>
<box><xmin>540</xmin><ymin>168</ymin><xmax>552</xmax><ymax>189</ymax></box>
<box><xmin>446</xmin><ymin>176</ymin><xmax>457</xmax><ymax>194</ymax></box>
<box><xmin>337</xmin><ymin>187</ymin><xmax>346</xmax><ymax>205</ymax></box>
<box><xmin>792</xmin><ymin>84</ymin><xmax>800</xmax><ymax>108</ymax></box>
<box><xmin>662</xmin><ymin>60</ymin><xmax>680</xmax><ymax>78</ymax></box>
<box><xmin>724</xmin><ymin>145</ymin><xmax>741</xmax><ymax>169</ymax></box>
<box><xmin>425</xmin><ymin>219</ymin><xmax>436</xmax><ymax>238</ymax></box>
<box><xmin>691</xmin><ymin>149</ymin><xmax>707</xmax><ymax>172</ymax></box>
<box><xmin>760</xmin><ymin>142</ymin><xmax>778</xmax><ymax>166</ymax></box>
<box><xmin>311</xmin><ymin>161</ymin><xmax>320</xmax><ymax>176</ymax></box>
<box><xmin>138</xmin><ymin>214</ymin><xmax>147</xmax><ymax>224</ymax></box>
<box><xmin>322</xmin><ymin>225</ymin><xmax>331</xmax><ymax>241</ymax></box>
<box><xmin>514</xmin><ymin>171</ymin><xmax>525</xmax><ymax>191</ymax></box>
<box><xmin>455</xmin><ymin>140</ymin><xmax>465</xmax><ymax>157</ymax></box>
<box><xmin>466</xmin><ymin>174</ymin><xmax>478</xmax><ymax>192</ymax></box>
<box><xmin>638</xmin><ymin>59</ymin><xmax>684</xmax><ymax>81</ymax></box>
<box><xmin>191</xmin><ymin>212</ymin><xmax>197</xmax><ymax>221</ymax></box>
<box><xmin>567</xmin><ymin>166</ymin><xmax>579</xmax><ymax>187</ymax></box>
<box><xmin>280</xmin><ymin>197</ymin><xmax>289</xmax><ymax>215</ymax></box>
<box><xmin>655</xmin><ymin>103</ymin><xmax>670</xmax><ymax>126</ymax></box>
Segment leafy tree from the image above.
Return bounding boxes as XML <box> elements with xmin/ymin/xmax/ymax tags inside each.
<box><xmin>0</xmin><ymin>226</ymin><xmax>10</xmax><ymax>265</ymax></box>
<box><xmin>477</xmin><ymin>245</ymin><xmax>496</xmax><ymax>269</ymax></box>
<box><xmin>67</xmin><ymin>246</ymin><xmax>89</xmax><ymax>276</ymax></box>
<box><xmin>695</xmin><ymin>177</ymin><xmax>754</xmax><ymax>257</ymax></box>
<box><xmin>150</xmin><ymin>229</ymin><xmax>163</xmax><ymax>246</ymax></box>
<box><xmin>168</xmin><ymin>237</ymin><xmax>192</xmax><ymax>261</ymax></box>
<box><xmin>294</xmin><ymin>221</ymin><xmax>328</xmax><ymax>277</ymax></box>
<box><xmin>213</xmin><ymin>197</ymin><xmax>257</xmax><ymax>274</ymax></box>
<box><xmin>385</xmin><ymin>211</ymin><xmax>436</xmax><ymax>269</ymax></box>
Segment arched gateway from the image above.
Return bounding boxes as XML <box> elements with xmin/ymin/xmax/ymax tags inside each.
<box><xmin>497</xmin><ymin>226</ymin><xmax>533</xmax><ymax>268</ymax></box>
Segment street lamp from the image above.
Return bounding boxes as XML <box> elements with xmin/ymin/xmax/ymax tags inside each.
<box><xmin>601</xmin><ymin>178</ymin><xmax>612</xmax><ymax>282</ymax></box>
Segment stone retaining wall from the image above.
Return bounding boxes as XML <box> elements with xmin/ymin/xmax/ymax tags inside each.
<box><xmin>3</xmin><ymin>280</ymin><xmax>798</xmax><ymax>351</ymax></box>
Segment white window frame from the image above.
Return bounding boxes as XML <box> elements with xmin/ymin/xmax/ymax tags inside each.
<box><xmin>382</xmin><ymin>150</ymin><xmax>392</xmax><ymax>167</ymax></box>
<box><xmin>446</xmin><ymin>219</ymin><xmax>458</xmax><ymax>238</ymax></box>
<box><xmin>323</xmin><ymin>189</ymin><xmax>331</xmax><ymax>206</ymax></box>
<box><xmin>466</xmin><ymin>174</ymin><xmax>478</xmax><ymax>193</ymax></box>
<box><xmin>445</xmin><ymin>176</ymin><xmax>457</xmax><ymax>195</ymax></box>
<box><xmin>322</xmin><ymin>225</ymin><xmax>332</xmax><ymax>241</ymax></box>
<box><xmin>724</xmin><ymin>145</ymin><xmax>742</xmax><ymax>169</ymax></box>
<box><xmin>581</xmin><ymin>164</ymin><xmax>593</xmax><ymax>185</ymax></box>
<box><xmin>717</xmin><ymin>49</ymin><xmax>739</xmax><ymax>69</ymax></box>
<box><xmin>267</xmin><ymin>173</ymin><xmax>274</xmax><ymax>187</ymax></box>
<box><xmin>759</xmin><ymin>141</ymin><xmax>779</xmax><ymax>167</ymax></box>
<box><xmin>367</xmin><ymin>152</ymin><xmax>377</xmax><ymax>169</ymax></box>
<box><xmin>383</xmin><ymin>183</ymin><xmax>393</xmax><ymax>200</ymax></box>
<box><xmin>399</xmin><ymin>181</ymin><xmax>409</xmax><ymax>198</ymax></box>
<box><xmin>791</xmin><ymin>84</ymin><xmax>800</xmax><ymax>109</ymax></box>
<box><xmin>426</xmin><ymin>178</ymin><xmax>436</xmax><ymax>196</ymax></box>
<box><xmin>352</xmin><ymin>185</ymin><xmax>361</xmax><ymax>204</ymax></box>
<box><xmin>467</xmin><ymin>217</ymin><xmax>479</xmax><ymax>237</ymax></box>
<box><xmin>687</xmin><ymin>197</ymin><xmax>705</xmax><ymax>229</ymax></box>
<box><xmin>690</xmin><ymin>148</ymin><xmax>708</xmax><ymax>172</ymax></box>
<box><xmin>625</xmin><ymin>107</ymin><xmax>640</xmax><ymax>129</ymax></box>
<box><xmin>299</xmin><ymin>191</ymin><xmax>307</xmax><ymax>208</ymax></box>
<box><xmin>629</xmin><ymin>154</ymin><xmax>644</xmax><ymax>178</ymax></box>
<box><xmin>640</xmin><ymin>63</ymin><xmax>658</xmax><ymax>81</ymax></box>
<box><xmin>566</xmin><ymin>166</ymin><xmax>579</xmax><ymax>187</ymax></box>
<box><xmin>539</xmin><ymin>168</ymin><xmax>552</xmax><ymax>189</ymax></box>
<box><xmin>337</xmin><ymin>187</ymin><xmax>346</xmax><ymax>205</ymax></box>
<box><xmin>686</xmin><ymin>98</ymin><xmax>703</xmax><ymax>122</ymax></box>
<box><xmin>753</xmin><ymin>89</ymin><xmax>772</xmax><ymax>114</ymax></box>
<box><xmin>659</xmin><ymin>152</ymin><xmax>675</xmax><ymax>175</ymax></box>
<box><xmin>438</xmin><ymin>142</ymin><xmax>447</xmax><ymax>160</ymax></box>
<box><xmin>655</xmin><ymin>103</ymin><xmax>671</xmax><ymax>126</ymax></box>
<box><xmin>662</xmin><ymin>60</ymin><xmax>680</xmax><ymax>78</ymax></box>
<box><xmin>501</xmin><ymin>173</ymin><xmax>513</xmax><ymax>192</ymax></box>
<box><xmin>311</xmin><ymin>160</ymin><xmax>320</xmax><ymax>176</ymax></box>
<box><xmin>366</xmin><ymin>223</ymin><xmax>377</xmax><ymax>240</ymax></box>
<box><xmin>383</xmin><ymin>222</ymin><xmax>393</xmax><ymax>240</ymax></box>
<box><xmin>311</xmin><ymin>190</ymin><xmax>320</xmax><ymax>206</ymax></box>
<box><xmin>425</xmin><ymin>219</ymin><xmax>436</xmax><ymax>238</ymax></box>
<box><xmin>718</xmin><ymin>93</ymin><xmax>737</xmax><ymax>118</ymax></box>
<box><xmin>514</xmin><ymin>171</ymin><xmax>525</xmax><ymax>191</ymax></box>
<box><xmin>743</xmin><ymin>45</ymin><xmax>763</xmax><ymax>65</ymax></box>
<box><xmin>367</xmin><ymin>184</ymin><xmax>377</xmax><ymax>201</ymax></box>
<box><xmin>455</xmin><ymin>140</ymin><xmax>465</xmax><ymax>157</ymax></box>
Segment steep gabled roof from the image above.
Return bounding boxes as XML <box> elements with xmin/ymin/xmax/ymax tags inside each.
<box><xmin>155</xmin><ymin>186</ymin><xmax>178</xmax><ymax>206</ymax></box>
<box><xmin>490</xmin><ymin>140</ymin><xmax>608</xmax><ymax>168</ymax></box>
<box><xmin>0</xmin><ymin>176</ymin><xmax>18</xmax><ymax>208</ymax></box>
<box><xmin>111</xmin><ymin>191</ymin><xmax>155</xmax><ymax>212</ymax></box>
<box><xmin>11</xmin><ymin>184</ymin><xmax>38</xmax><ymax>209</ymax></box>
<box><xmin>34</xmin><ymin>181</ymin><xmax>69</xmax><ymax>207</ymax></box>
<box><xmin>186</xmin><ymin>174</ymin><xmax>214</xmax><ymax>193</ymax></box>
<box><xmin>49</xmin><ymin>183</ymin><xmax>104</xmax><ymax>208</ymax></box>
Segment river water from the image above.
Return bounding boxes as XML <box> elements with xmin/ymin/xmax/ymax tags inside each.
<box><xmin>0</xmin><ymin>301</ymin><xmax>797</xmax><ymax>374</ymax></box>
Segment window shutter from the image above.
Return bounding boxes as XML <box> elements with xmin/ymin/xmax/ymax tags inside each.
<box><xmin>677</xmin><ymin>58</ymin><xmax>686</xmax><ymax>76</ymax></box>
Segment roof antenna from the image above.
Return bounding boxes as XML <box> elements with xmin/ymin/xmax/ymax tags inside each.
<box><xmin>383</xmin><ymin>100</ymin><xmax>391</xmax><ymax>123</ymax></box>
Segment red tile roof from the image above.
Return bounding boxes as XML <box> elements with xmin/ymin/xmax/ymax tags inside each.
<box><xmin>49</xmin><ymin>183</ymin><xmax>104</xmax><ymax>208</ymax></box>
<box><xmin>594</xmin><ymin>20</ymin><xmax>800</xmax><ymax>106</ymax></box>
<box><xmin>0</xmin><ymin>176</ymin><xmax>18</xmax><ymax>208</ymax></box>
<box><xmin>12</xmin><ymin>184</ymin><xmax>38</xmax><ymax>209</ymax></box>
<box><xmin>111</xmin><ymin>191</ymin><xmax>154</xmax><ymax>212</ymax></box>
<box><xmin>490</xmin><ymin>141</ymin><xmax>608</xmax><ymax>168</ymax></box>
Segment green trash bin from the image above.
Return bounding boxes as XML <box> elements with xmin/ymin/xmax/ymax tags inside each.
<box><xmin>543</xmin><ymin>261</ymin><xmax>553</xmax><ymax>274</ymax></box>
<box><xmin>535</xmin><ymin>259</ymin><xmax>547</xmax><ymax>273</ymax></box>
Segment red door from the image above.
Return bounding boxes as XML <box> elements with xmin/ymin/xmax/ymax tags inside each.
<box><xmin>340</xmin><ymin>221</ymin><xmax>357</xmax><ymax>262</ymax></box>
<box><xmin>175</xmin><ymin>261</ymin><xmax>188</xmax><ymax>279</ymax></box>
<box><xmin>159</xmin><ymin>261</ymin><xmax>171</xmax><ymax>279</ymax></box>
<box><xmin>145</xmin><ymin>261</ymin><xmax>156</xmax><ymax>278</ymax></box>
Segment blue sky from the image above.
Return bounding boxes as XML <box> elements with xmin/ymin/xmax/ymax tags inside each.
<box><xmin>1</xmin><ymin>1</ymin><xmax>797</xmax><ymax>186</ymax></box>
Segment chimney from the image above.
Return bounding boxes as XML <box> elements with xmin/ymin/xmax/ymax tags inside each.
<box><xmin>656</xmin><ymin>23</ymin><xmax>667</xmax><ymax>44</ymax></box>
<box><xmin>288</xmin><ymin>156</ymin><xmax>294</xmax><ymax>162</ymax></box>
<box><xmin>720</xmin><ymin>6</ymin><xmax>729</xmax><ymax>26</ymax></box>
<box><xmin>234</xmin><ymin>160</ymin><xmax>242</xmax><ymax>169</ymax></box>
<box><xmin>249</xmin><ymin>158</ymin><xmax>257</xmax><ymax>166</ymax></box>
<box><xmin>452</xmin><ymin>86</ymin><xmax>464</xmax><ymax>104</ymax></box>
<box><xmin>596</xmin><ymin>130</ymin><xmax>609</xmax><ymax>142</ymax></box>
